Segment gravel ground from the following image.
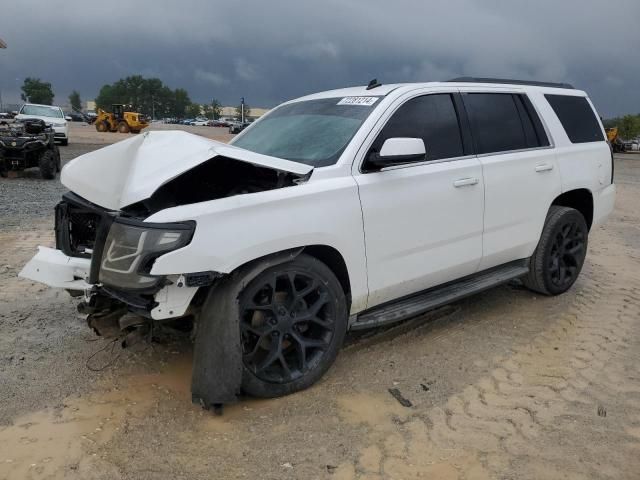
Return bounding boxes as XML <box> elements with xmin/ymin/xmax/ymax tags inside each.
<box><xmin>0</xmin><ymin>123</ymin><xmax>233</xmax><ymax>230</ymax></box>
<box><xmin>0</xmin><ymin>144</ymin><xmax>639</xmax><ymax>479</ymax></box>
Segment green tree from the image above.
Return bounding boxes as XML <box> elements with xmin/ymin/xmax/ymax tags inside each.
<box><xmin>69</xmin><ymin>90</ymin><xmax>82</xmax><ymax>112</ymax></box>
<box><xmin>235</xmin><ymin>102</ymin><xmax>250</xmax><ymax>121</ymax></box>
<box><xmin>202</xmin><ymin>99</ymin><xmax>222</xmax><ymax>120</ymax></box>
<box><xmin>617</xmin><ymin>115</ymin><xmax>640</xmax><ymax>140</ymax></box>
<box><xmin>95</xmin><ymin>76</ymin><xmax>192</xmax><ymax>118</ymax></box>
<box><xmin>210</xmin><ymin>98</ymin><xmax>222</xmax><ymax>119</ymax></box>
<box><xmin>186</xmin><ymin>103</ymin><xmax>202</xmax><ymax>118</ymax></box>
<box><xmin>20</xmin><ymin>77</ymin><xmax>54</xmax><ymax>105</ymax></box>
<box><xmin>173</xmin><ymin>88</ymin><xmax>191</xmax><ymax>118</ymax></box>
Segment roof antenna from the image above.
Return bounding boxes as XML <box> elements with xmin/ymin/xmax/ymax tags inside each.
<box><xmin>366</xmin><ymin>78</ymin><xmax>381</xmax><ymax>90</ymax></box>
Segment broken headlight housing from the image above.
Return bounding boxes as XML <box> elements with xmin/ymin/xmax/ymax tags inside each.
<box><xmin>99</xmin><ymin>218</ymin><xmax>195</xmax><ymax>290</ymax></box>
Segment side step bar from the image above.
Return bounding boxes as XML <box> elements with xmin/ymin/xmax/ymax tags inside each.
<box><xmin>351</xmin><ymin>260</ymin><xmax>529</xmax><ymax>330</ymax></box>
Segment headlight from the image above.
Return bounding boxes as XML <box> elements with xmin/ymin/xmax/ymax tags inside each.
<box><xmin>52</xmin><ymin>122</ymin><xmax>66</xmax><ymax>128</ymax></box>
<box><xmin>99</xmin><ymin>219</ymin><xmax>195</xmax><ymax>290</ymax></box>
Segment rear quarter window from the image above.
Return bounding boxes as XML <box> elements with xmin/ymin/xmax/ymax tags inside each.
<box><xmin>545</xmin><ymin>94</ymin><xmax>604</xmax><ymax>143</ymax></box>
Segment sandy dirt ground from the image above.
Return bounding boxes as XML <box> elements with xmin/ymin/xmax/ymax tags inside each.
<box><xmin>1</xmin><ymin>128</ymin><xmax>639</xmax><ymax>480</ymax></box>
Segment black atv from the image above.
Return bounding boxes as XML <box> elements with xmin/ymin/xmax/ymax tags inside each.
<box><xmin>0</xmin><ymin>119</ymin><xmax>61</xmax><ymax>179</ymax></box>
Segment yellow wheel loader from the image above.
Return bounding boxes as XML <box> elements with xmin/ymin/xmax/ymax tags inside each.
<box><xmin>94</xmin><ymin>104</ymin><xmax>149</xmax><ymax>134</ymax></box>
<box><xmin>606</xmin><ymin>127</ymin><xmax>626</xmax><ymax>153</ymax></box>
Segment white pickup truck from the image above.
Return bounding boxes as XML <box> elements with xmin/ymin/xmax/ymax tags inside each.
<box><xmin>20</xmin><ymin>77</ymin><xmax>616</xmax><ymax>407</ymax></box>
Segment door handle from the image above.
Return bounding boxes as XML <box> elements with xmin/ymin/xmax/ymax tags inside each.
<box><xmin>453</xmin><ymin>177</ymin><xmax>479</xmax><ymax>187</ymax></box>
<box><xmin>535</xmin><ymin>163</ymin><xmax>554</xmax><ymax>172</ymax></box>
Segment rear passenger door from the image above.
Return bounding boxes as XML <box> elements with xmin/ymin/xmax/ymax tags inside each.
<box><xmin>355</xmin><ymin>92</ymin><xmax>484</xmax><ymax>308</ymax></box>
<box><xmin>461</xmin><ymin>90</ymin><xmax>562</xmax><ymax>270</ymax></box>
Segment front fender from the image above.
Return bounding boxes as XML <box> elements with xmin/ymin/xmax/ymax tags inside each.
<box><xmin>146</xmin><ymin>176</ymin><xmax>368</xmax><ymax>314</ymax></box>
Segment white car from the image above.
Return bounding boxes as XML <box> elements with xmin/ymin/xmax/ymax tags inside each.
<box><xmin>190</xmin><ymin>118</ymin><xmax>209</xmax><ymax>126</ymax></box>
<box><xmin>20</xmin><ymin>78</ymin><xmax>615</xmax><ymax>408</ymax></box>
<box><xmin>16</xmin><ymin>103</ymin><xmax>69</xmax><ymax>145</ymax></box>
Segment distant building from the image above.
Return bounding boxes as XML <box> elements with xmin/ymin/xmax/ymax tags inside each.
<box><xmin>220</xmin><ymin>106</ymin><xmax>269</xmax><ymax>120</ymax></box>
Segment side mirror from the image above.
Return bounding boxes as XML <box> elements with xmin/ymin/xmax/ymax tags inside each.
<box><xmin>368</xmin><ymin>137</ymin><xmax>426</xmax><ymax>169</ymax></box>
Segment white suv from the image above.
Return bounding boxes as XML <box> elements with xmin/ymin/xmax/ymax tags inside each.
<box><xmin>16</xmin><ymin>103</ymin><xmax>69</xmax><ymax>145</ymax></box>
<box><xmin>20</xmin><ymin>78</ymin><xmax>616</xmax><ymax>407</ymax></box>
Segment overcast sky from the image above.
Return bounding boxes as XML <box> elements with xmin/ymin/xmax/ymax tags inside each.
<box><xmin>1</xmin><ymin>0</ymin><xmax>639</xmax><ymax>116</ymax></box>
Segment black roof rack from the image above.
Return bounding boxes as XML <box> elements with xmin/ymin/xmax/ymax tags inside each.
<box><xmin>447</xmin><ymin>77</ymin><xmax>574</xmax><ymax>89</ymax></box>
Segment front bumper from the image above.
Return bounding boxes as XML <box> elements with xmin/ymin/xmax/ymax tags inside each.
<box><xmin>52</xmin><ymin>125</ymin><xmax>68</xmax><ymax>139</ymax></box>
<box><xmin>19</xmin><ymin>246</ymin><xmax>199</xmax><ymax>320</ymax></box>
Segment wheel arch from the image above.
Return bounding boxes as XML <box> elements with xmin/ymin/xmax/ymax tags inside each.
<box><xmin>234</xmin><ymin>245</ymin><xmax>351</xmax><ymax>296</ymax></box>
<box><xmin>551</xmin><ymin>188</ymin><xmax>594</xmax><ymax>230</ymax></box>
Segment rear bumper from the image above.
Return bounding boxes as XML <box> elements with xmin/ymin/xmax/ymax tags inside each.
<box><xmin>593</xmin><ymin>183</ymin><xmax>616</xmax><ymax>227</ymax></box>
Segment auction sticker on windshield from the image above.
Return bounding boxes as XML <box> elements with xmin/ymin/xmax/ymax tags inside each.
<box><xmin>337</xmin><ymin>97</ymin><xmax>378</xmax><ymax>106</ymax></box>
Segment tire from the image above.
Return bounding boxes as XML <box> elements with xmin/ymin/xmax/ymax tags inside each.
<box><xmin>39</xmin><ymin>150</ymin><xmax>57</xmax><ymax>179</ymax></box>
<box><xmin>117</xmin><ymin>122</ymin><xmax>130</xmax><ymax>133</ymax></box>
<box><xmin>236</xmin><ymin>254</ymin><xmax>348</xmax><ymax>397</ymax></box>
<box><xmin>60</xmin><ymin>138</ymin><xmax>68</xmax><ymax>146</ymax></box>
<box><xmin>96</xmin><ymin>121</ymin><xmax>108</xmax><ymax>132</ymax></box>
<box><xmin>523</xmin><ymin>206</ymin><xmax>588</xmax><ymax>296</ymax></box>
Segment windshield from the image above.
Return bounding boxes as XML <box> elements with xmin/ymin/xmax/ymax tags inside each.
<box><xmin>232</xmin><ymin>96</ymin><xmax>381</xmax><ymax>167</ymax></box>
<box><xmin>20</xmin><ymin>105</ymin><xmax>63</xmax><ymax>118</ymax></box>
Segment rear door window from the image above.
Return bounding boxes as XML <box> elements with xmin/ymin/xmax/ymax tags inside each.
<box><xmin>463</xmin><ymin>93</ymin><xmax>531</xmax><ymax>154</ymax></box>
<box><xmin>369</xmin><ymin>93</ymin><xmax>464</xmax><ymax>163</ymax></box>
<box><xmin>545</xmin><ymin>94</ymin><xmax>604</xmax><ymax>143</ymax></box>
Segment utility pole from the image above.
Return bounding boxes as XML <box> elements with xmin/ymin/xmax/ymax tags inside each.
<box><xmin>241</xmin><ymin>97</ymin><xmax>245</xmax><ymax>123</ymax></box>
<box><xmin>0</xmin><ymin>39</ymin><xmax>6</xmax><ymax>111</ymax></box>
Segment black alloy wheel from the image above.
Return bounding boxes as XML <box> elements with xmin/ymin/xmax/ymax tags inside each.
<box><xmin>524</xmin><ymin>206</ymin><xmax>588</xmax><ymax>295</ymax></box>
<box><xmin>238</xmin><ymin>254</ymin><xmax>347</xmax><ymax>397</ymax></box>
<box><xmin>548</xmin><ymin>220</ymin><xmax>586</xmax><ymax>289</ymax></box>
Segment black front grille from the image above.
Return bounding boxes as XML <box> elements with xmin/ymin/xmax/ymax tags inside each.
<box><xmin>56</xmin><ymin>193</ymin><xmax>116</xmax><ymax>284</ymax></box>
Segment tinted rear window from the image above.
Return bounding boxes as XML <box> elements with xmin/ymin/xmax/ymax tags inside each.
<box><xmin>545</xmin><ymin>94</ymin><xmax>604</xmax><ymax>143</ymax></box>
<box><xmin>463</xmin><ymin>93</ymin><xmax>529</xmax><ymax>154</ymax></box>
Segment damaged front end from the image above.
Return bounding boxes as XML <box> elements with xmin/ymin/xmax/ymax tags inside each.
<box><xmin>19</xmin><ymin>131</ymin><xmax>314</xmax><ymax>410</ymax></box>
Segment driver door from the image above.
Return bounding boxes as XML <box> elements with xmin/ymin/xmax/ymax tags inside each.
<box><xmin>354</xmin><ymin>92</ymin><xmax>485</xmax><ymax>308</ymax></box>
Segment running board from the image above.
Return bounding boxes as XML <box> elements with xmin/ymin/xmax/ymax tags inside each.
<box><xmin>351</xmin><ymin>261</ymin><xmax>529</xmax><ymax>330</ymax></box>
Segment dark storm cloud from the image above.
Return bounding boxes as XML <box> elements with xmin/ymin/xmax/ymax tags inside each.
<box><xmin>1</xmin><ymin>0</ymin><xmax>638</xmax><ymax>116</ymax></box>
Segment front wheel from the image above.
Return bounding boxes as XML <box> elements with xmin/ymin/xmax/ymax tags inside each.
<box><xmin>39</xmin><ymin>150</ymin><xmax>57</xmax><ymax>179</ymax></box>
<box><xmin>237</xmin><ymin>254</ymin><xmax>348</xmax><ymax>397</ymax></box>
<box><xmin>524</xmin><ymin>206</ymin><xmax>588</xmax><ymax>295</ymax></box>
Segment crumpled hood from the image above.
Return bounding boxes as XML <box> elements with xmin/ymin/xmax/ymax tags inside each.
<box><xmin>61</xmin><ymin>130</ymin><xmax>313</xmax><ymax>210</ymax></box>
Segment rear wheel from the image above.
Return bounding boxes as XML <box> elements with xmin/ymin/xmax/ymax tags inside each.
<box><xmin>238</xmin><ymin>254</ymin><xmax>348</xmax><ymax>397</ymax></box>
<box><xmin>39</xmin><ymin>150</ymin><xmax>57</xmax><ymax>179</ymax></box>
<box><xmin>524</xmin><ymin>206</ymin><xmax>588</xmax><ymax>295</ymax></box>
<box><xmin>117</xmin><ymin>122</ymin><xmax>130</xmax><ymax>133</ymax></box>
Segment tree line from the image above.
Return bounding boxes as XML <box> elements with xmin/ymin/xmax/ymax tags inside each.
<box><xmin>19</xmin><ymin>75</ymin><xmax>250</xmax><ymax>120</ymax></box>
<box><xmin>603</xmin><ymin>115</ymin><xmax>640</xmax><ymax>140</ymax></box>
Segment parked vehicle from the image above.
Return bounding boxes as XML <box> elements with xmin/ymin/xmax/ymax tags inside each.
<box><xmin>0</xmin><ymin>118</ymin><xmax>61</xmax><ymax>178</ymax></box>
<box><xmin>191</xmin><ymin>118</ymin><xmax>210</xmax><ymax>126</ymax></box>
<box><xmin>605</xmin><ymin>127</ymin><xmax>626</xmax><ymax>153</ymax></box>
<box><xmin>94</xmin><ymin>104</ymin><xmax>148</xmax><ymax>134</ymax></box>
<box><xmin>15</xmin><ymin>103</ymin><xmax>69</xmax><ymax>145</ymax></box>
<box><xmin>228</xmin><ymin>121</ymin><xmax>250</xmax><ymax>134</ymax></box>
<box><xmin>67</xmin><ymin>111</ymin><xmax>88</xmax><ymax>122</ymax></box>
<box><xmin>20</xmin><ymin>78</ymin><xmax>615</xmax><ymax>409</ymax></box>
